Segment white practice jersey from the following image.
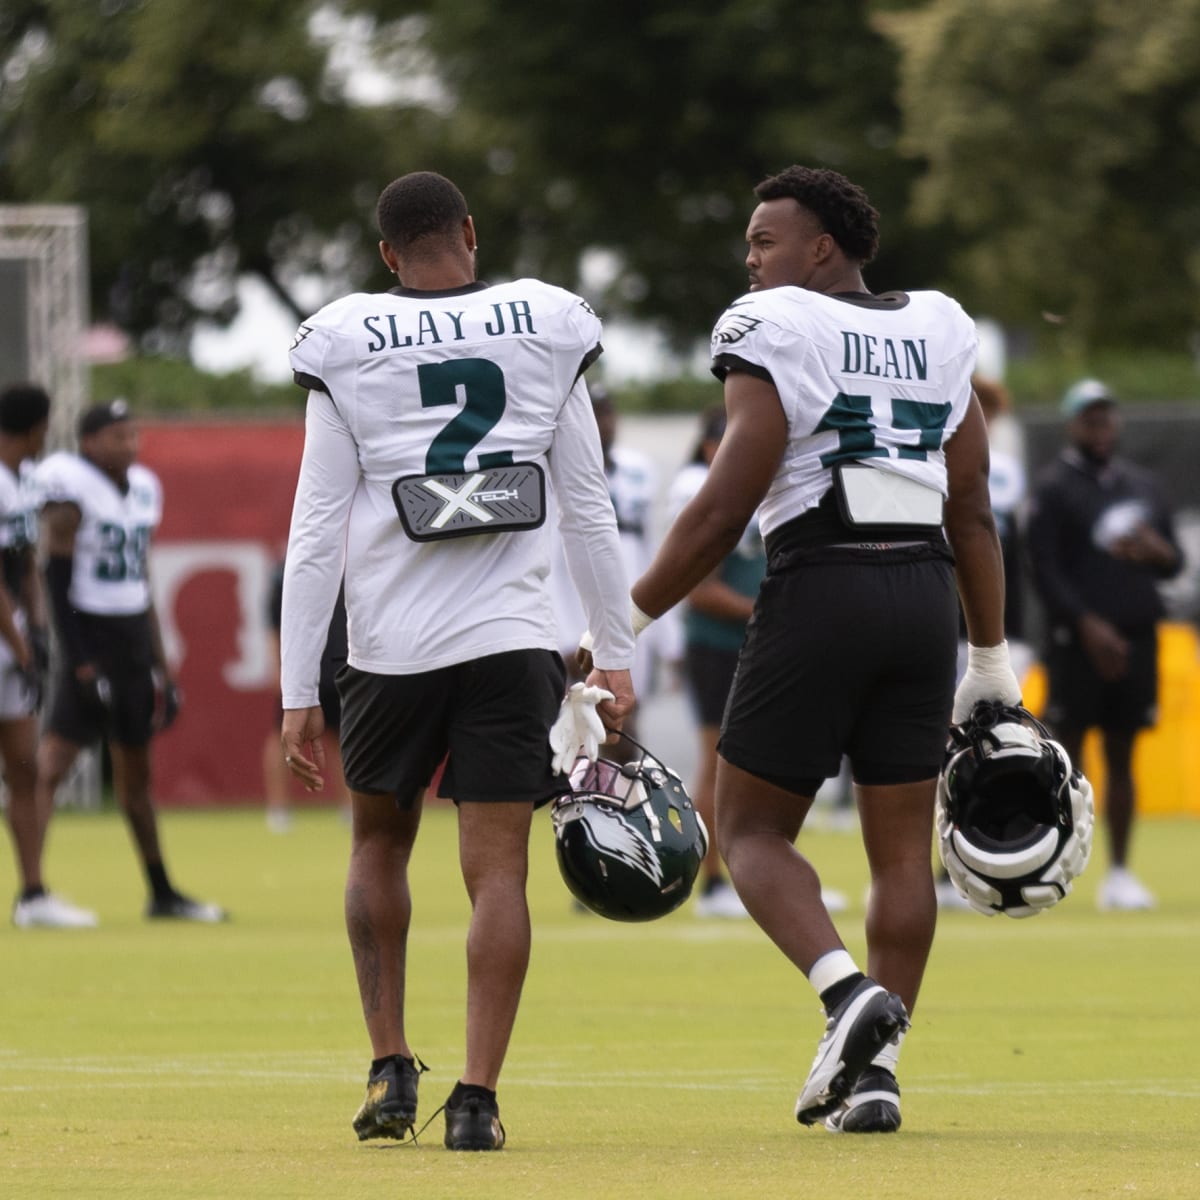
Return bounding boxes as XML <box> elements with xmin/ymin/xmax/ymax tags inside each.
<box><xmin>0</xmin><ymin>460</ymin><xmax>38</xmax><ymax>668</ymax></box>
<box><xmin>34</xmin><ymin>452</ymin><xmax>161</xmax><ymax>616</ymax></box>
<box><xmin>0</xmin><ymin>459</ymin><xmax>38</xmax><ymax>568</ymax></box>
<box><xmin>282</xmin><ymin>278</ymin><xmax>636</xmax><ymax>707</ymax></box>
<box><xmin>711</xmin><ymin>287</ymin><xmax>978</xmax><ymax>539</ymax></box>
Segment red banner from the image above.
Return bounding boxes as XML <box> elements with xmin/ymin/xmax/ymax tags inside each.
<box><xmin>140</xmin><ymin>421</ymin><xmax>314</xmax><ymax>806</ymax></box>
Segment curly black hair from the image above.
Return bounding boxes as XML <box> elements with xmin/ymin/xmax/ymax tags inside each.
<box><xmin>376</xmin><ymin>172</ymin><xmax>469</xmax><ymax>252</ymax></box>
<box><xmin>0</xmin><ymin>382</ymin><xmax>50</xmax><ymax>434</ymax></box>
<box><xmin>754</xmin><ymin>167</ymin><xmax>879</xmax><ymax>265</ymax></box>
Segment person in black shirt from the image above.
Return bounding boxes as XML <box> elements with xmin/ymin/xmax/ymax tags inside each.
<box><xmin>1026</xmin><ymin>379</ymin><xmax>1182</xmax><ymax>910</ymax></box>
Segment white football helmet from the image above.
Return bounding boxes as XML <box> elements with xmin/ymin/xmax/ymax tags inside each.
<box><xmin>936</xmin><ymin>701</ymin><xmax>1094</xmax><ymax>918</ymax></box>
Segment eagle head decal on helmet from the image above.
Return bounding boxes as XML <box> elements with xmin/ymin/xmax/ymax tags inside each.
<box><xmin>551</xmin><ymin>735</ymin><xmax>708</xmax><ymax>922</ymax></box>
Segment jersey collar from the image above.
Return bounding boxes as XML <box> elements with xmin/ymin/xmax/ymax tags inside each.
<box><xmin>387</xmin><ymin>281</ymin><xmax>491</xmax><ymax>299</ymax></box>
<box><xmin>827</xmin><ymin>290</ymin><xmax>910</xmax><ymax>310</ymax></box>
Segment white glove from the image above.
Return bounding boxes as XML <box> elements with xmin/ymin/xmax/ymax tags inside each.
<box><xmin>549</xmin><ymin>682</ymin><xmax>614</xmax><ymax>774</ymax></box>
<box><xmin>952</xmin><ymin>640</ymin><xmax>1022</xmax><ymax>724</ymax></box>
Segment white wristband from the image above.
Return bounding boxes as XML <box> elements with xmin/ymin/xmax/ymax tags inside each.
<box><xmin>630</xmin><ymin>600</ymin><xmax>655</xmax><ymax>637</ymax></box>
<box><xmin>578</xmin><ymin>600</ymin><xmax>655</xmax><ymax>655</ymax></box>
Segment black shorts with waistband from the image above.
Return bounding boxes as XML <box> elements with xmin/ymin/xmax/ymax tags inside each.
<box><xmin>337</xmin><ymin>647</ymin><xmax>569</xmax><ymax>808</ymax></box>
<box><xmin>46</xmin><ymin>611</ymin><xmax>157</xmax><ymax>748</ymax></box>
<box><xmin>718</xmin><ymin>500</ymin><xmax>958</xmax><ymax>795</ymax></box>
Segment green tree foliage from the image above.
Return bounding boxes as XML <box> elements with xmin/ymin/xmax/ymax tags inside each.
<box><xmin>878</xmin><ymin>0</ymin><xmax>1200</xmax><ymax>351</ymax></box>
<box><xmin>1</xmin><ymin>0</ymin><xmax>942</xmax><ymax>351</ymax></box>
<box><xmin>372</xmin><ymin>0</ymin><xmax>944</xmax><ymax>346</ymax></box>
<box><xmin>0</xmin><ymin>0</ymin><xmax>413</xmax><ymax>347</ymax></box>
<box><xmin>6</xmin><ymin>0</ymin><xmax>1197</xmax><ymax>364</ymax></box>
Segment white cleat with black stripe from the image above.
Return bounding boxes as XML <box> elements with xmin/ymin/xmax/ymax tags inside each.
<box><xmin>794</xmin><ymin>978</ymin><xmax>909</xmax><ymax>1126</ymax></box>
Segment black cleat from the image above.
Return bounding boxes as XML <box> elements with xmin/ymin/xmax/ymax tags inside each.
<box><xmin>794</xmin><ymin>977</ymin><xmax>909</xmax><ymax>1126</ymax></box>
<box><xmin>146</xmin><ymin>893</ymin><xmax>228</xmax><ymax>923</ymax></box>
<box><xmin>443</xmin><ymin>1086</ymin><xmax>505</xmax><ymax>1151</ymax></box>
<box><xmin>824</xmin><ymin>1067</ymin><xmax>902</xmax><ymax>1133</ymax></box>
<box><xmin>352</xmin><ymin>1055</ymin><xmax>424</xmax><ymax>1142</ymax></box>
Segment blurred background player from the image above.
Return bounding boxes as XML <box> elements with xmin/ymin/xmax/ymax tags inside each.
<box><xmin>1026</xmin><ymin>379</ymin><xmax>1182</xmax><ymax>911</ymax></box>
<box><xmin>548</xmin><ymin>384</ymin><xmax>658</xmax><ymax>753</ymax></box>
<box><xmin>262</xmin><ymin>555</ymin><xmax>350</xmax><ymax>832</ymax></box>
<box><xmin>2</xmin><ymin>383</ymin><xmax>96</xmax><ymax>928</ymax></box>
<box><xmin>667</xmin><ymin>407</ymin><xmax>756</xmax><ymax>917</ymax></box>
<box><xmin>34</xmin><ymin>399</ymin><xmax>227</xmax><ymax>923</ymax></box>
<box><xmin>669</xmin><ymin>408</ymin><xmax>848</xmax><ymax>920</ymax></box>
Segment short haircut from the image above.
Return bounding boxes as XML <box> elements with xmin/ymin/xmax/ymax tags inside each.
<box><xmin>376</xmin><ymin>172</ymin><xmax>469</xmax><ymax>252</ymax></box>
<box><xmin>0</xmin><ymin>383</ymin><xmax>50</xmax><ymax>434</ymax></box>
<box><xmin>78</xmin><ymin>397</ymin><xmax>131</xmax><ymax>438</ymax></box>
<box><xmin>754</xmin><ymin>166</ymin><xmax>880</xmax><ymax>265</ymax></box>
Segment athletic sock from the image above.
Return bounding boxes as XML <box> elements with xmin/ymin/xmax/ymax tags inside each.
<box><xmin>20</xmin><ymin>884</ymin><xmax>47</xmax><ymax>902</ymax></box>
<box><xmin>145</xmin><ymin>861</ymin><xmax>174</xmax><ymax>902</ymax></box>
<box><xmin>808</xmin><ymin>948</ymin><xmax>865</xmax><ymax>1014</ymax></box>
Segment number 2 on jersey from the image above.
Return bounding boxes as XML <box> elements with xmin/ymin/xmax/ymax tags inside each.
<box><xmin>418</xmin><ymin>358</ymin><xmax>515</xmax><ymax>473</ymax></box>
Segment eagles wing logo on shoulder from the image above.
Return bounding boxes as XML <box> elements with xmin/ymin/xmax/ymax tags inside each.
<box><xmin>713</xmin><ymin>308</ymin><xmax>763</xmax><ymax>346</ymax></box>
<box><xmin>290</xmin><ymin>324</ymin><xmax>314</xmax><ymax>351</ymax></box>
<box><xmin>579</xmin><ymin>810</ymin><xmax>664</xmax><ymax>886</ymax></box>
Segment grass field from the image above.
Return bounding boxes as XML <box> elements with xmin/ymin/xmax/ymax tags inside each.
<box><xmin>3</xmin><ymin>805</ymin><xmax>1198</xmax><ymax>1199</ymax></box>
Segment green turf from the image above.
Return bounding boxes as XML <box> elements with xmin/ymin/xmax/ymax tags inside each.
<box><xmin>3</xmin><ymin>806</ymin><xmax>1198</xmax><ymax>1198</ymax></box>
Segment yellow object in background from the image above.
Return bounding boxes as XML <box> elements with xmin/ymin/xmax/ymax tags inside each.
<box><xmin>1022</xmin><ymin>621</ymin><xmax>1200</xmax><ymax>816</ymax></box>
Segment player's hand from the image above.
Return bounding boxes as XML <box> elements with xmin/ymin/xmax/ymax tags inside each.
<box><xmin>282</xmin><ymin>706</ymin><xmax>326</xmax><ymax>792</ymax></box>
<box><xmin>29</xmin><ymin>627</ymin><xmax>50</xmax><ymax>679</ymax></box>
<box><xmin>574</xmin><ymin>603</ymin><xmax>653</xmax><ymax>678</ymax></box>
<box><xmin>549</xmin><ymin>681</ymin><xmax>614</xmax><ymax>774</ymax></box>
<box><xmin>151</xmin><ymin>668</ymin><xmax>182</xmax><ymax>732</ymax></box>
<box><xmin>586</xmin><ymin>667</ymin><xmax>635</xmax><ymax>742</ymax></box>
<box><xmin>1110</xmin><ymin>524</ymin><xmax>1176</xmax><ymax>569</ymax></box>
<box><xmin>1077</xmin><ymin>613</ymin><xmax>1130</xmax><ymax>682</ymax></box>
<box><xmin>952</xmin><ymin>641</ymin><xmax>1021</xmax><ymax>724</ymax></box>
<box><xmin>74</xmin><ymin>662</ymin><xmax>114</xmax><ymax>716</ymax></box>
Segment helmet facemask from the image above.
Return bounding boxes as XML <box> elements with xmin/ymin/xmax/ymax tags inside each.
<box><xmin>937</xmin><ymin>702</ymin><xmax>1095</xmax><ymax>917</ymax></box>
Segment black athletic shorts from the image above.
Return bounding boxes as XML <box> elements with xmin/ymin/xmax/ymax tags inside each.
<box><xmin>683</xmin><ymin>642</ymin><xmax>741</xmax><ymax>728</ymax></box>
<box><xmin>719</xmin><ymin>544</ymin><xmax>958</xmax><ymax>795</ymax></box>
<box><xmin>46</xmin><ymin>612</ymin><xmax>157</xmax><ymax>748</ymax></box>
<box><xmin>1043</xmin><ymin>626</ymin><xmax>1159</xmax><ymax>734</ymax></box>
<box><xmin>337</xmin><ymin>648</ymin><xmax>569</xmax><ymax>808</ymax></box>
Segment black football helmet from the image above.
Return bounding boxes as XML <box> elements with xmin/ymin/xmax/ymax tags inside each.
<box><xmin>551</xmin><ymin>734</ymin><xmax>708</xmax><ymax>922</ymax></box>
<box><xmin>936</xmin><ymin>700</ymin><xmax>1094</xmax><ymax>918</ymax></box>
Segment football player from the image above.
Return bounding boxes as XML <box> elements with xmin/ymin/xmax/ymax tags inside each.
<box><xmin>280</xmin><ymin>171</ymin><xmax>634</xmax><ymax>1150</ymax></box>
<box><xmin>34</xmin><ymin>400</ymin><xmax>227</xmax><ymax>924</ymax></box>
<box><xmin>1</xmin><ymin>383</ymin><xmax>96</xmax><ymax>928</ymax></box>
<box><xmin>628</xmin><ymin>166</ymin><xmax>1020</xmax><ymax>1133</ymax></box>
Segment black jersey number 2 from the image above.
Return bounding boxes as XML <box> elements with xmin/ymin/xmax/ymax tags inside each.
<box><xmin>418</xmin><ymin>358</ymin><xmax>515</xmax><ymax>473</ymax></box>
